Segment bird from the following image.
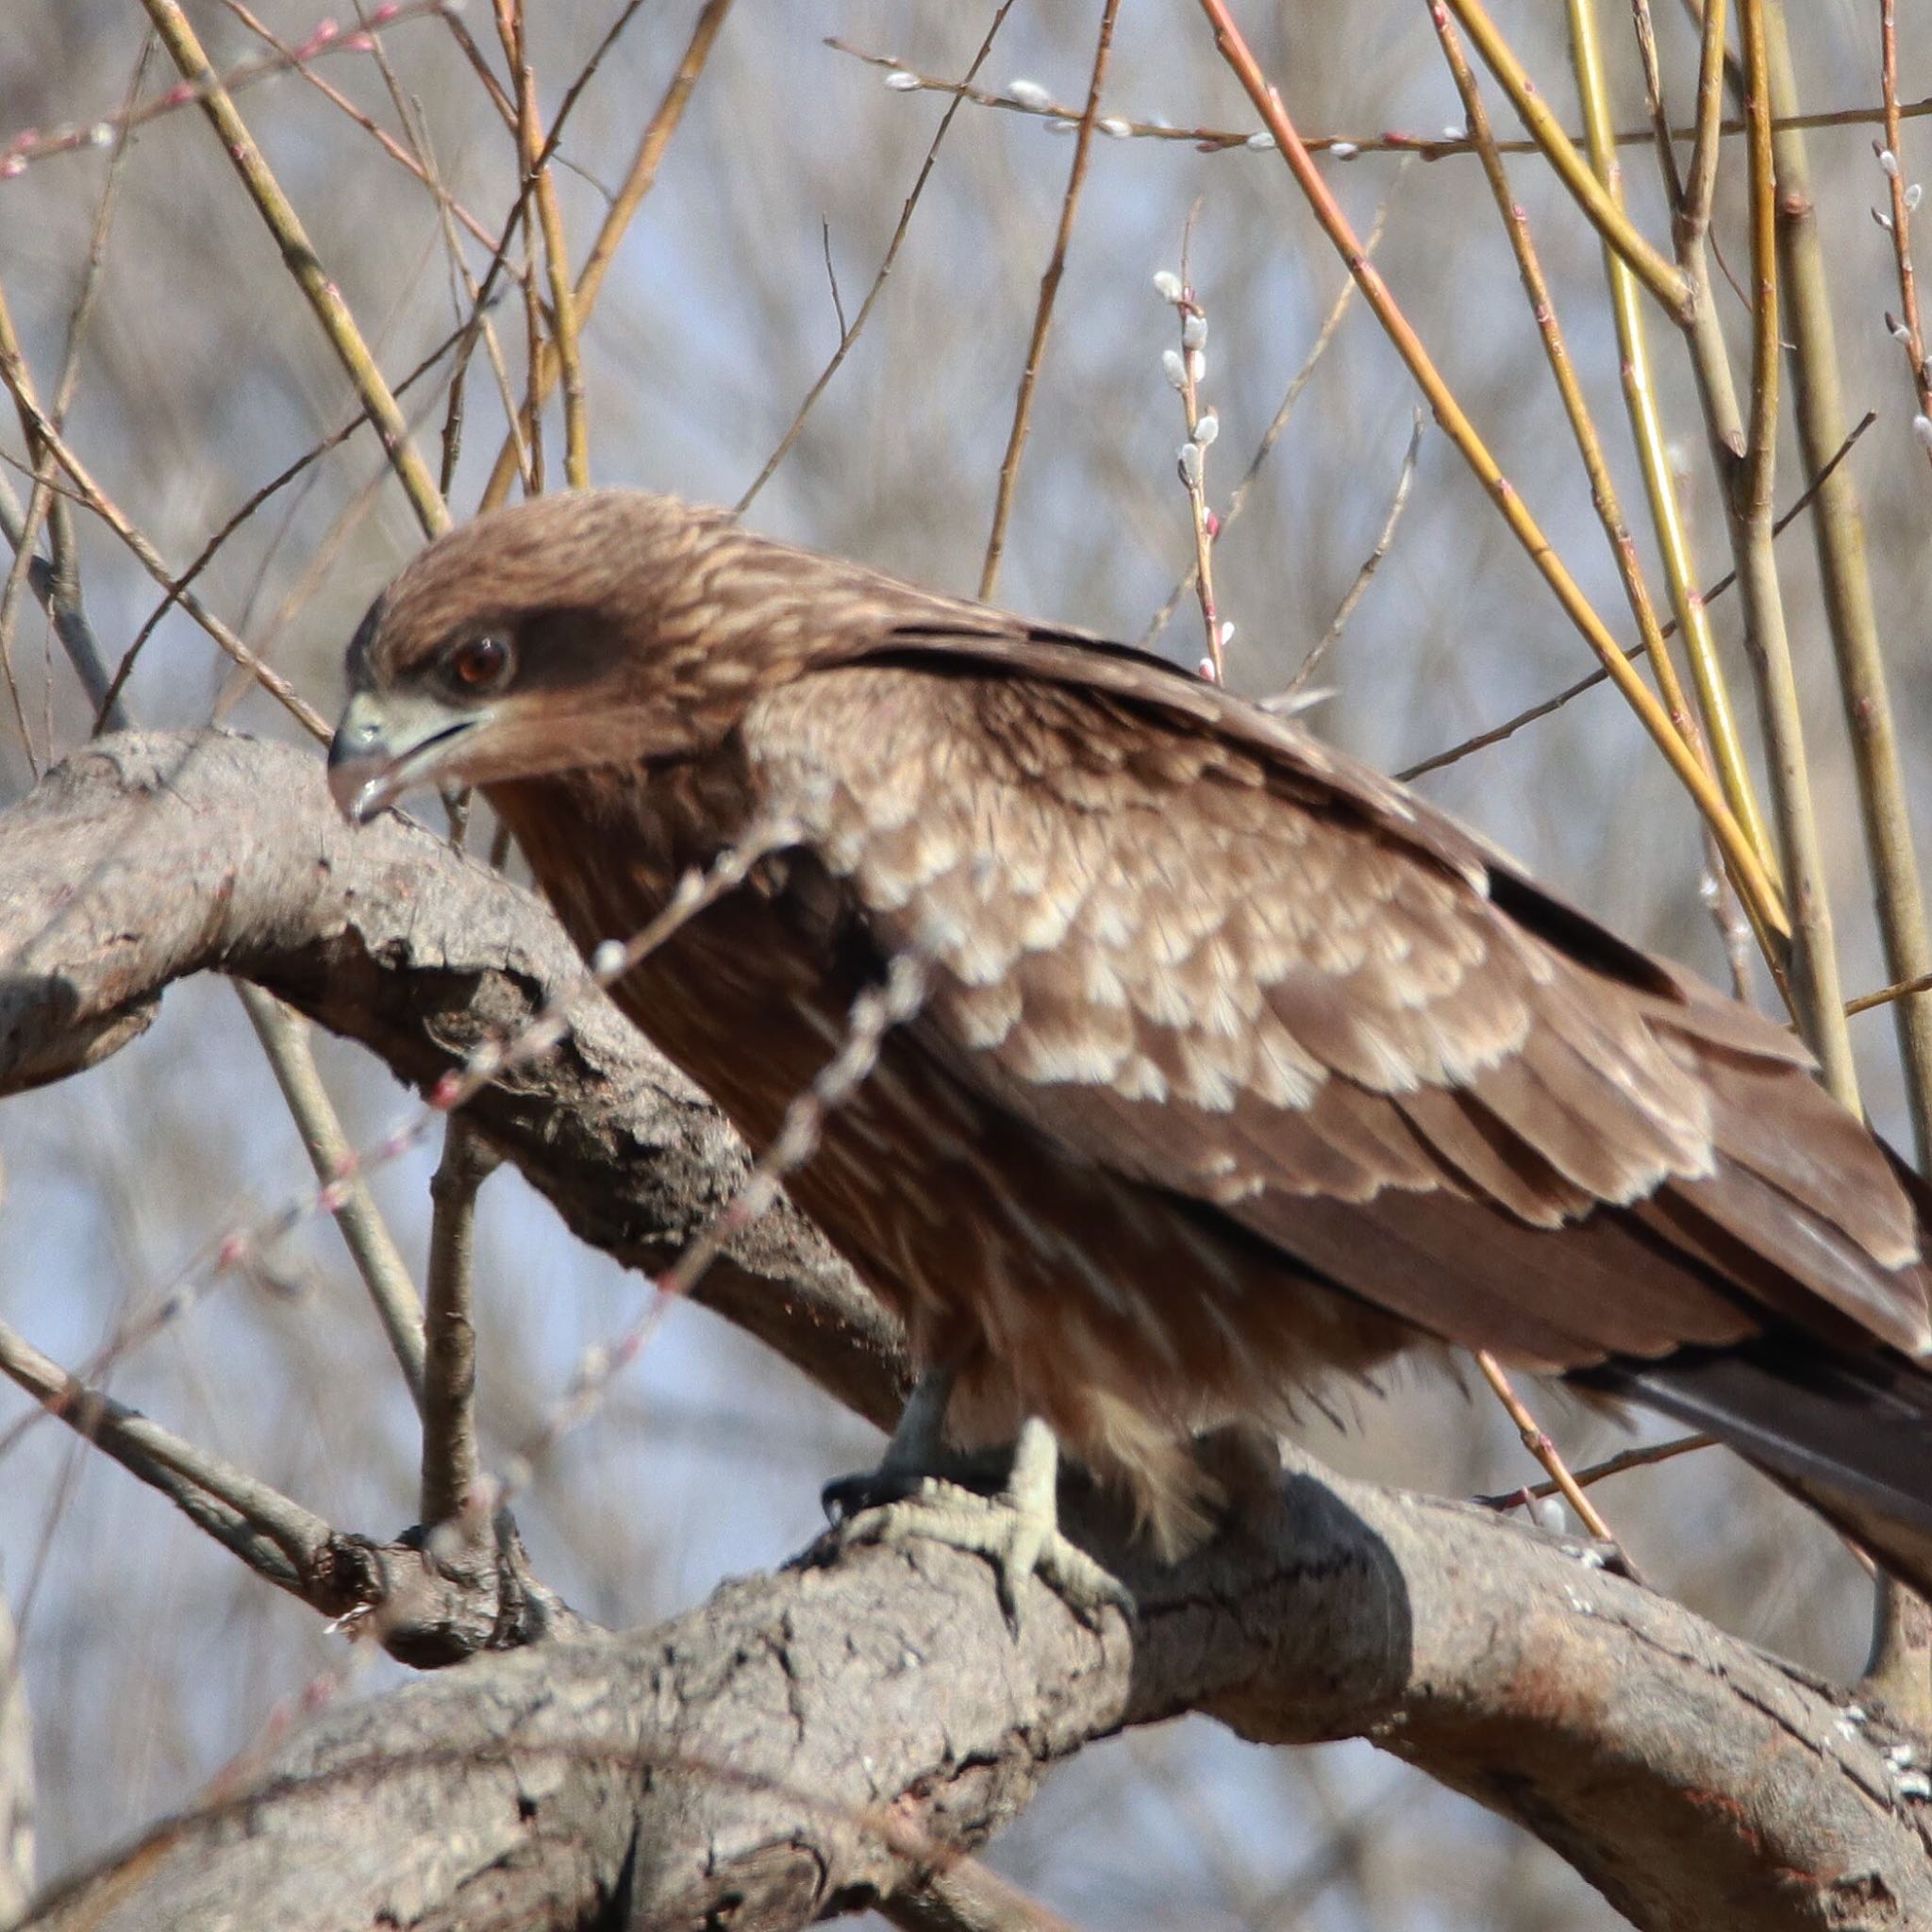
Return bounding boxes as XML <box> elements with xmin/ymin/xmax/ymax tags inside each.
<box><xmin>328</xmin><ymin>487</ymin><xmax>1932</xmax><ymax>1613</ymax></box>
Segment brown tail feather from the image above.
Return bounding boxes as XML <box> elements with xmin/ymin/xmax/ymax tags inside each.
<box><xmin>1582</xmin><ymin>1340</ymin><xmax>1932</xmax><ymax>1599</ymax></box>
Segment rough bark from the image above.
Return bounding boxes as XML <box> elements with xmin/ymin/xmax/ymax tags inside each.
<box><xmin>6</xmin><ymin>731</ymin><xmax>1932</xmax><ymax>1931</ymax></box>
<box><xmin>0</xmin><ymin>728</ymin><xmax>908</xmax><ymax>1430</ymax></box>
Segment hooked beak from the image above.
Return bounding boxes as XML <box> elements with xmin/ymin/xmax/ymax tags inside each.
<box><xmin>327</xmin><ymin>689</ymin><xmax>491</xmax><ymax>824</ymax></box>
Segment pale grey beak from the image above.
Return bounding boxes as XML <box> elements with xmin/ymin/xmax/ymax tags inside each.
<box><xmin>327</xmin><ymin>689</ymin><xmax>489</xmax><ymax>824</ymax></box>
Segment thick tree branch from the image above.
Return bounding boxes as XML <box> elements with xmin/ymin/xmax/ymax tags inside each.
<box><xmin>0</xmin><ymin>729</ymin><xmax>908</xmax><ymax>1433</ymax></box>
<box><xmin>25</xmin><ymin>1446</ymin><xmax>1932</xmax><ymax>1932</ymax></box>
<box><xmin>7</xmin><ymin>732</ymin><xmax>1932</xmax><ymax>1931</ymax></box>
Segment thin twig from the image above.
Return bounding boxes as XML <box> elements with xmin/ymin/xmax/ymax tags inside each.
<box><xmin>217</xmin><ymin>1</ymin><xmax>519</xmax><ymax>268</ymax></box>
<box><xmin>0</xmin><ymin>0</ymin><xmax>455</xmax><ymax>176</ymax></box>
<box><xmin>826</xmin><ymin>39</ymin><xmax>1932</xmax><ymax>162</ymax></box>
<box><xmin>1476</xmin><ymin>1432</ymin><xmax>1715</xmax><ymax>1507</ymax></box>
<box><xmin>421</xmin><ymin>1121</ymin><xmax>497</xmax><ymax>1525</ymax></box>
<box><xmin>821</xmin><ymin>221</ymin><xmax>848</xmax><ymax>338</ymax></box>
<box><xmin>1880</xmin><ymin>0</ymin><xmax>1932</xmax><ymax>440</ymax></box>
<box><xmin>1193</xmin><ymin>0</ymin><xmax>1787</xmax><ymax>944</ymax></box>
<box><xmin>1140</xmin><ymin>186</ymin><xmax>1401</xmax><ymax>650</ymax></box>
<box><xmin>737</xmin><ymin>0</ymin><xmax>1014</xmax><ymax>514</ymax></box>
<box><xmin>0</xmin><ymin>1314</ymin><xmax>329</xmax><ymax>1593</ymax></box>
<box><xmin>479</xmin><ymin>0</ymin><xmax>736</xmax><ymax>512</ymax></box>
<box><xmin>1398</xmin><ymin>409</ymin><xmax>1873</xmax><ymax>779</ymax></box>
<box><xmin>1154</xmin><ymin>216</ymin><xmax>1227</xmax><ymax>676</ymax></box>
<box><xmin>1431</xmin><ymin>4</ymin><xmax>1714</xmax><ymax>800</ymax></box>
<box><xmin>1757</xmin><ymin>3</ymin><xmax>1932</xmax><ymax>1164</ymax></box>
<box><xmin>0</xmin><ymin>473</ymin><xmax>121</xmax><ymax>725</ymax></box>
<box><xmin>0</xmin><ymin>38</ymin><xmax>147</xmax><ymax>771</ymax></box>
<box><xmin>140</xmin><ymin>0</ymin><xmax>448</xmax><ymax>539</ymax></box>
<box><xmin>1474</xmin><ymin>1352</ymin><xmax>1617</xmax><ymax>1544</ymax></box>
<box><xmin>979</xmin><ymin>0</ymin><xmax>1123</xmax><ymax>600</ymax></box>
<box><xmin>0</xmin><ymin>368</ymin><xmax>332</xmax><ymax>740</ymax></box>
<box><xmin>241</xmin><ymin>987</ymin><xmax>427</xmax><ymax>1409</ymax></box>
<box><xmin>502</xmin><ymin>954</ymin><xmax>927</xmax><ymax>1501</ymax></box>
<box><xmin>1723</xmin><ymin>0</ymin><xmax>1857</xmax><ymax>1100</ymax></box>
<box><xmin>1573</xmin><ymin>0</ymin><xmax>1777</xmax><ymax>887</ymax></box>
<box><xmin>1282</xmin><ymin>408</ymin><xmax>1422</xmax><ymax>695</ymax></box>
<box><xmin>95</xmin><ymin>307</ymin><xmax>488</xmax><ymax>727</ymax></box>
<box><xmin>495</xmin><ymin>0</ymin><xmax>590</xmax><ymax>491</ymax></box>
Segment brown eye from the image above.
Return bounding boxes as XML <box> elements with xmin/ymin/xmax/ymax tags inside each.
<box><xmin>447</xmin><ymin>633</ymin><xmax>513</xmax><ymax>692</ymax></box>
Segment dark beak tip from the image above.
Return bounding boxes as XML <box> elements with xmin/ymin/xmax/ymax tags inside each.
<box><xmin>325</xmin><ymin>746</ymin><xmax>390</xmax><ymax>824</ymax></box>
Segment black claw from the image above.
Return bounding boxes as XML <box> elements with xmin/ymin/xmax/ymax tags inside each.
<box><xmin>821</xmin><ymin>1467</ymin><xmax>927</xmax><ymax>1524</ymax></box>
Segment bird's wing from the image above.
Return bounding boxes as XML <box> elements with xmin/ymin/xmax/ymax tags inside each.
<box><xmin>741</xmin><ymin>627</ymin><xmax>1932</xmax><ymax>1371</ymax></box>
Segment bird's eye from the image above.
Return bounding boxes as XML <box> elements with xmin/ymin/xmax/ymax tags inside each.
<box><xmin>445</xmin><ymin>633</ymin><xmax>514</xmax><ymax>693</ymax></box>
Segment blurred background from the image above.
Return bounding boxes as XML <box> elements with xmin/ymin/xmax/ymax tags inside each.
<box><xmin>3</xmin><ymin>3</ymin><xmax>1931</xmax><ymax>1925</ymax></box>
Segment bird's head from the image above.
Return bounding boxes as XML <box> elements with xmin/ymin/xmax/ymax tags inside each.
<box><xmin>327</xmin><ymin>490</ymin><xmax>817</xmax><ymax>823</ymax></box>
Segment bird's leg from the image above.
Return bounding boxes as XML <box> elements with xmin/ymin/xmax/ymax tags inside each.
<box><xmin>821</xmin><ymin>1366</ymin><xmax>964</xmax><ymax>1518</ymax></box>
<box><xmin>828</xmin><ymin>1407</ymin><xmax>1133</xmax><ymax>1627</ymax></box>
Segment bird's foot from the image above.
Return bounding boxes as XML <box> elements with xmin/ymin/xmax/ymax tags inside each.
<box><xmin>824</xmin><ymin>1417</ymin><xmax>1133</xmax><ymax>1627</ymax></box>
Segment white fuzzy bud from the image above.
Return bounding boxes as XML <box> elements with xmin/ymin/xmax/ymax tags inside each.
<box><xmin>1443</xmin><ymin>123</ymin><xmax>1466</xmax><ymax>142</ymax></box>
<box><xmin>1046</xmin><ymin>116</ymin><xmax>1078</xmax><ymax>136</ymax></box>
<box><xmin>1245</xmin><ymin>130</ymin><xmax>1276</xmax><ymax>151</ymax></box>
<box><xmin>1880</xmin><ymin>147</ymin><xmax>1902</xmax><ymax>178</ymax></box>
<box><xmin>1909</xmin><ymin>182</ymin><xmax>1924</xmax><ymax>213</ymax></box>
<box><xmin>1217</xmin><ymin>620</ymin><xmax>1235</xmax><ymax>649</ymax></box>
<box><xmin>1914</xmin><ymin>414</ymin><xmax>1932</xmax><ymax>451</ymax></box>
<box><xmin>1192</xmin><ymin>409</ymin><xmax>1219</xmax><ymax>445</ymax></box>
<box><xmin>884</xmin><ymin>69</ymin><xmax>919</xmax><ymax>92</ymax></box>
<box><xmin>1152</xmin><ymin>269</ymin><xmax>1183</xmax><ymax>301</ymax></box>
<box><xmin>89</xmin><ymin>122</ymin><xmax>115</xmax><ymax>148</ymax></box>
<box><xmin>1182</xmin><ymin>310</ymin><xmax>1208</xmax><ymax>350</ymax></box>
<box><xmin>591</xmin><ymin>939</ymin><xmax>626</xmax><ymax>977</ymax></box>
<box><xmin>1187</xmin><ymin>345</ymin><xmax>1206</xmax><ymax>386</ymax></box>
<box><xmin>1099</xmin><ymin>116</ymin><xmax>1132</xmax><ymax>139</ymax></box>
<box><xmin>1177</xmin><ymin>441</ymin><xmax>1204</xmax><ymax>486</ymax></box>
<box><xmin>1330</xmin><ymin>140</ymin><xmax>1359</xmax><ymax>159</ymax></box>
<box><xmin>1008</xmin><ymin>77</ymin><xmax>1052</xmax><ymax>109</ymax></box>
<box><xmin>1874</xmin><ymin>207</ymin><xmax>1896</xmax><ymax>232</ymax></box>
<box><xmin>1162</xmin><ymin>347</ymin><xmax>1187</xmax><ymax>389</ymax></box>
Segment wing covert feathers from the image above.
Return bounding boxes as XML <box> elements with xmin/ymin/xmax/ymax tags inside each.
<box><xmin>741</xmin><ymin>653</ymin><xmax>1932</xmax><ymax>1375</ymax></box>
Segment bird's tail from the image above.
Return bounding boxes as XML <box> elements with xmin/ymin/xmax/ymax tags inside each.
<box><xmin>1583</xmin><ymin>1340</ymin><xmax>1932</xmax><ymax>1602</ymax></box>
